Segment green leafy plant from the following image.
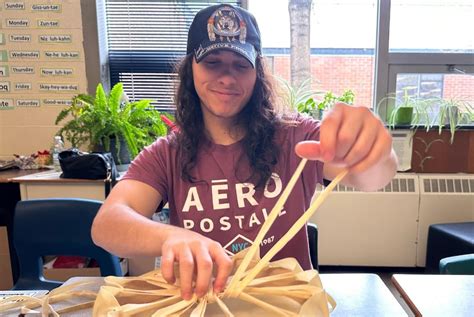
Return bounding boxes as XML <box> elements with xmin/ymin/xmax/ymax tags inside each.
<box><xmin>379</xmin><ymin>90</ymin><xmax>473</xmax><ymax>143</ymax></box>
<box><xmin>277</xmin><ymin>77</ymin><xmax>355</xmax><ymax>119</ymax></box>
<box><xmin>378</xmin><ymin>89</ymin><xmax>434</xmax><ymax>130</ymax></box>
<box><xmin>277</xmin><ymin>78</ymin><xmax>322</xmax><ymax>116</ymax></box>
<box><xmin>55</xmin><ymin>82</ymin><xmax>169</xmax><ymax>159</ymax></box>
<box><xmin>436</xmin><ymin>97</ymin><xmax>473</xmax><ymax>143</ymax></box>
<box><xmin>316</xmin><ymin>89</ymin><xmax>355</xmax><ymax>112</ymax></box>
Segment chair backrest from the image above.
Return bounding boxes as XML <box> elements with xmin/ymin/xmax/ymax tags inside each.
<box><xmin>307</xmin><ymin>222</ymin><xmax>318</xmax><ymax>270</ymax></box>
<box><xmin>439</xmin><ymin>254</ymin><xmax>474</xmax><ymax>275</ymax></box>
<box><xmin>12</xmin><ymin>198</ymin><xmax>122</xmax><ymax>290</ymax></box>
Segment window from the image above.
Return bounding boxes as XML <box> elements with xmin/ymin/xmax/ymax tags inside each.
<box><xmin>389</xmin><ymin>0</ymin><xmax>472</xmax><ymax>53</ymax></box>
<box><xmin>100</xmin><ymin>0</ymin><xmax>473</xmax><ymax>125</ymax></box>
<box><xmin>249</xmin><ymin>0</ymin><xmax>377</xmax><ymax>108</ymax></box>
<box><xmin>102</xmin><ymin>0</ymin><xmax>241</xmax><ymax>112</ymax></box>
<box><xmin>396</xmin><ymin>74</ymin><xmax>444</xmax><ymax>100</ymax></box>
<box><xmin>375</xmin><ymin>0</ymin><xmax>473</xmax><ymax>122</ymax></box>
<box><xmin>248</xmin><ymin>0</ymin><xmax>473</xmax><ymax>124</ymax></box>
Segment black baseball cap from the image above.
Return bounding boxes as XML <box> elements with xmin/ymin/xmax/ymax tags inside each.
<box><xmin>186</xmin><ymin>4</ymin><xmax>261</xmax><ymax>68</ymax></box>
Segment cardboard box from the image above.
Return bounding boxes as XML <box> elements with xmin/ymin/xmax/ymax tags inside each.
<box><xmin>43</xmin><ymin>258</ymin><xmax>128</xmax><ymax>282</ymax></box>
<box><xmin>43</xmin><ymin>267</ymin><xmax>101</xmax><ymax>282</ymax></box>
<box><xmin>0</xmin><ymin>226</ymin><xmax>14</xmax><ymax>290</ymax></box>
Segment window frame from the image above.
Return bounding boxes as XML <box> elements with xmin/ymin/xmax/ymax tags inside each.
<box><xmin>374</xmin><ymin>0</ymin><xmax>473</xmax><ymax>122</ymax></box>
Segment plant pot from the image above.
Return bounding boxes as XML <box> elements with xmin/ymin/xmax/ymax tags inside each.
<box><xmin>109</xmin><ymin>137</ymin><xmax>131</xmax><ymax>171</ymax></box>
<box><xmin>443</xmin><ymin>106</ymin><xmax>459</xmax><ymax>125</ymax></box>
<box><xmin>411</xmin><ymin>129</ymin><xmax>474</xmax><ymax>173</ymax></box>
<box><xmin>394</xmin><ymin>107</ymin><xmax>413</xmax><ymax>125</ymax></box>
<box><xmin>96</xmin><ymin>136</ymin><xmax>131</xmax><ymax>172</ymax></box>
<box><xmin>311</xmin><ymin>108</ymin><xmax>324</xmax><ymax>120</ymax></box>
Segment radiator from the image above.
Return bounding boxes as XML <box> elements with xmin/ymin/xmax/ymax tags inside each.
<box><xmin>416</xmin><ymin>174</ymin><xmax>474</xmax><ymax>266</ymax></box>
<box><xmin>310</xmin><ymin>173</ymin><xmax>474</xmax><ymax>267</ymax></box>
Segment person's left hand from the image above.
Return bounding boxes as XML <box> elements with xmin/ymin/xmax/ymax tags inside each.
<box><xmin>295</xmin><ymin>102</ymin><xmax>393</xmax><ymax>174</ymax></box>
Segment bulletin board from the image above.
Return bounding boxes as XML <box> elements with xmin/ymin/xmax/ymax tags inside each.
<box><xmin>0</xmin><ymin>0</ymin><xmax>87</xmax><ymax>110</ymax></box>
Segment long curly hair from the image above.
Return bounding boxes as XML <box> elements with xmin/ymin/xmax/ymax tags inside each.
<box><xmin>174</xmin><ymin>54</ymin><xmax>284</xmax><ymax>188</ymax></box>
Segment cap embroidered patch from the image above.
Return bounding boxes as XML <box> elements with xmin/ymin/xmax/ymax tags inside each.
<box><xmin>207</xmin><ymin>6</ymin><xmax>247</xmax><ymax>44</ymax></box>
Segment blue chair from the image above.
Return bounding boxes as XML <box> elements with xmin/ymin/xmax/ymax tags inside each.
<box><xmin>439</xmin><ymin>254</ymin><xmax>474</xmax><ymax>275</ymax></box>
<box><xmin>12</xmin><ymin>198</ymin><xmax>122</xmax><ymax>290</ymax></box>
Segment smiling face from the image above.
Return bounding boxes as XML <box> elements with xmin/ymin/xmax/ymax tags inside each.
<box><xmin>192</xmin><ymin>50</ymin><xmax>257</xmax><ymax>125</ymax></box>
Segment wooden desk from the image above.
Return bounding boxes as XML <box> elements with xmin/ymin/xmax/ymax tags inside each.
<box><xmin>12</xmin><ymin>170</ymin><xmax>109</xmax><ymax>201</ymax></box>
<box><xmin>1</xmin><ymin>273</ymin><xmax>408</xmax><ymax>316</ymax></box>
<box><xmin>0</xmin><ymin>168</ymin><xmax>46</xmax><ymax>183</ymax></box>
<box><xmin>392</xmin><ymin>274</ymin><xmax>474</xmax><ymax>317</ymax></box>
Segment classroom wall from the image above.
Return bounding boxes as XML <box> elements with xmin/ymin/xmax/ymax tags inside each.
<box><xmin>0</xmin><ymin>0</ymin><xmax>100</xmax><ymax>160</ymax></box>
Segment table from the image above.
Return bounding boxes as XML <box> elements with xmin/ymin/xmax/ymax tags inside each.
<box><xmin>321</xmin><ymin>273</ymin><xmax>407</xmax><ymax>317</ymax></box>
<box><xmin>12</xmin><ymin>170</ymin><xmax>110</xmax><ymax>201</ymax></box>
<box><xmin>392</xmin><ymin>274</ymin><xmax>474</xmax><ymax>317</ymax></box>
<box><xmin>1</xmin><ymin>273</ymin><xmax>407</xmax><ymax>316</ymax></box>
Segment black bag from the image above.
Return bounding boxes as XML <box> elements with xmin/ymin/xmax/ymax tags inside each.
<box><xmin>58</xmin><ymin>149</ymin><xmax>117</xmax><ymax>196</ymax></box>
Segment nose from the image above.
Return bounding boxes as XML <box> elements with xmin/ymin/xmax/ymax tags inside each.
<box><xmin>217</xmin><ymin>65</ymin><xmax>238</xmax><ymax>86</ymax></box>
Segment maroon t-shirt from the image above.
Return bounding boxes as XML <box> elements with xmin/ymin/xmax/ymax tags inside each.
<box><xmin>123</xmin><ymin>116</ymin><xmax>324</xmax><ymax>269</ymax></box>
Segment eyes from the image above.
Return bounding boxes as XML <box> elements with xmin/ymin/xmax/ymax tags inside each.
<box><xmin>202</xmin><ymin>58</ymin><xmax>252</xmax><ymax>72</ymax></box>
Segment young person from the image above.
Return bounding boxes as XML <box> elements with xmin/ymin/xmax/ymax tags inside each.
<box><xmin>92</xmin><ymin>4</ymin><xmax>397</xmax><ymax>301</ymax></box>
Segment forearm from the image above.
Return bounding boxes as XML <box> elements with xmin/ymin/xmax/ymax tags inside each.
<box><xmin>342</xmin><ymin>149</ymin><xmax>398</xmax><ymax>192</ymax></box>
<box><xmin>91</xmin><ymin>203</ymin><xmax>173</xmax><ymax>258</ymax></box>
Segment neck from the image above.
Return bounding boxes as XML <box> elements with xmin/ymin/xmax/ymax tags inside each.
<box><xmin>203</xmin><ymin>116</ymin><xmax>244</xmax><ymax>145</ymax></box>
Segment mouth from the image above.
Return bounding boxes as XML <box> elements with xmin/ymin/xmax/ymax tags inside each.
<box><xmin>211</xmin><ymin>89</ymin><xmax>240</xmax><ymax>96</ymax></box>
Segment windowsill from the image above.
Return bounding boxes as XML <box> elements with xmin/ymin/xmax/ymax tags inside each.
<box><xmin>389</xmin><ymin>124</ymin><xmax>474</xmax><ymax>130</ymax></box>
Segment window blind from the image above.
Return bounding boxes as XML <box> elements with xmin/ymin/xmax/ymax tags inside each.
<box><xmin>104</xmin><ymin>0</ymin><xmax>241</xmax><ymax>112</ymax></box>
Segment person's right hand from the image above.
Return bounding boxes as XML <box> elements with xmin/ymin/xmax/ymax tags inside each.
<box><xmin>160</xmin><ymin>227</ymin><xmax>233</xmax><ymax>300</ymax></box>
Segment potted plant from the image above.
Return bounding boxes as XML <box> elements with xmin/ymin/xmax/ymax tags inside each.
<box><xmin>55</xmin><ymin>82</ymin><xmax>169</xmax><ymax>168</ymax></box>
<box><xmin>314</xmin><ymin>89</ymin><xmax>355</xmax><ymax>119</ymax></box>
<box><xmin>378</xmin><ymin>89</ymin><xmax>434</xmax><ymax>129</ymax></box>
<box><xmin>435</xmin><ymin>97</ymin><xmax>473</xmax><ymax>144</ymax></box>
<box><xmin>277</xmin><ymin>78</ymin><xmax>355</xmax><ymax>119</ymax></box>
<box><xmin>277</xmin><ymin>78</ymin><xmax>322</xmax><ymax>117</ymax></box>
